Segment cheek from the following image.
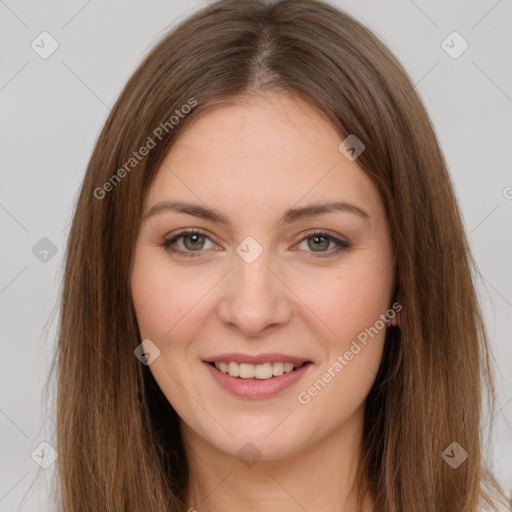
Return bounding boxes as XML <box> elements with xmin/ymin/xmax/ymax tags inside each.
<box><xmin>130</xmin><ymin>250</ymin><xmax>207</xmax><ymax>340</ymax></box>
<box><xmin>291</xmin><ymin>256</ymin><xmax>393</xmax><ymax>347</ymax></box>
<box><xmin>295</xmin><ymin>267</ymin><xmax>391</xmax><ymax>416</ymax></box>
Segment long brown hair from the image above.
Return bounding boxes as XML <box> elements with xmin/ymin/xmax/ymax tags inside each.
<box><xmin>47</xmin><ymin>0</ymin><xmax>505</xmax><ymax>510</ymax></box>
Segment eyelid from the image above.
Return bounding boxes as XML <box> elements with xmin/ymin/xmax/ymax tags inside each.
<box><xmin>162</xmin><ymin>228</ymin><xmax>217</xmax><ymax>254</ymax></box>
<box><xmin>292</xmin><ymin>229</ymin><xmax>350</xmax><ymax>258</ymax></box>
<box><xmin>165</xmin><ymin>227</ymin><xmax>213</xmax><ymax>241</ymax></box>
<box><xmin>162</xmin><ymin>228</ymin><xmax>350</xmax><ymax>258</ymax></box>
<box><xmin>298</xmin><ymin>228</ymin><xmax>348</xmax><ymax>243</ymax></box>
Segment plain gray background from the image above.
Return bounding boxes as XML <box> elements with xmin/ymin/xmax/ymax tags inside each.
<box><xmin>1</xmin><ymin>0</ymin><xmax>511</xmax><ymax>510</ymax></box>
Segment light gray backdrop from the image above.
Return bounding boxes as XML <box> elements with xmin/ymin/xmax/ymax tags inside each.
<box><xmin>1</xmin><ymin>0</ymin><xmax>511</xmax><ymax>510</ymax></box>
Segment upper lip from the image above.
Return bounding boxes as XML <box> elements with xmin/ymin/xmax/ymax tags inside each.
<box><xmin>204</xmin><ymin>353</ymin><xmax>312</xmax><ymax>365</ymax></box>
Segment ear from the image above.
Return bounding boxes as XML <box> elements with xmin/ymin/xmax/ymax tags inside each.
<box><xmin>387</xmin><ymin>300</ymin><xmax>402</xmax><ymax>328</ymax></box>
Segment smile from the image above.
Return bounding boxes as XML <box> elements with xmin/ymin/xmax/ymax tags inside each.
<box><xmin>204</xmin><ymin>360</ymin><xmax>313</xmax><ymax>399</ymax></box>
<box><xmin>211</xmin><ymin>361</ymin><xmax>305</xmax><ymax>379</ymax></box>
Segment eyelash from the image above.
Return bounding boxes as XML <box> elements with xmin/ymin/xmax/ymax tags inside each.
<box><xmin>161</xmin><ymin>228</ymin><xmax>351</xmax><ymax>259</ymax></box>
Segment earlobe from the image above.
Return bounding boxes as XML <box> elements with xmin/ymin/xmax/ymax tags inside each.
<box><xmin>386</xmin><ymin>298</ymin><xmax>401</xmax><ymax>328</ymax></box>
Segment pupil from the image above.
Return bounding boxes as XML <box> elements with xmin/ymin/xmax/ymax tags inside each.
<box><xmin>185</xmin><ymin>234</ymin><xmax>203</xmax><ymax>250</ymax></box>
<box><xmin>309</xmin><ymin>235</ymin><xmax>328</xmax><ymax>251</ymax></box>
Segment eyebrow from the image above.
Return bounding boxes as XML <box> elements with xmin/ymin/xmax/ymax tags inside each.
<box><xmin>142</xmin><ymin>200</ymin><xmax>370</xmax><ymax>230</ymax></box>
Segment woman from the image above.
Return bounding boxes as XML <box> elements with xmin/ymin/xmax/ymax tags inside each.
<box><xmin>50</xmin><ymin>0</ymin><xmax>508</xmax><ymax>510</ymax></box>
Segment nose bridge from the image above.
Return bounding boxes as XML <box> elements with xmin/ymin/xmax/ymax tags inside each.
<box><xmin>235</xmin><ymin>244</ymin><xmax>272</xmax><ymax>293</ymax></box>
<box><xmin>232</xmin><ymin>233</ymin><xmax>274</xmax><ymax>291</ymax></box>
<box><xmin>218</xmin><ymin>237</ymin><xmax>291</xmax><ymax>335</ymax></box>
<box><xmin>233</xmin><ymin>240</ymin><xmax>275</xmax><ymax>308</ymax></box>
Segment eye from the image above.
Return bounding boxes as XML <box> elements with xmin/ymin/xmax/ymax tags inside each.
<box><xmin>162</xmin><ymin>229</ymin><xmax>216</xmax><ymax>257</ymax></box>
<box><xmin>162</xmin><ymin>229</ymin><xmax>350</xmax><ymax>258</ymax></box>
<box><xmin>294</xmin><ymin>231</ymin><xmax>350</xmax><ymax>258</ymax></box>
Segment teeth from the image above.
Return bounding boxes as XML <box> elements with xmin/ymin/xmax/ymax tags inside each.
<box><xmin>239</xmin><ymin>363</ymin><xmax>255</xmax><ymax>379</ymax></box>
<box><xmin>213</xmin><ymin>361</ymin><xmax>304</xmax><ymax>379</ymax></box>
<box><xmin>227</xmin><ymin>361</ymin><xmax>239</xmax><ymax>377</ymax></box>
<box><xmin>272</xmin><ymin>362</ymin><xmax>284</xmax><ymax>376</ymax></box>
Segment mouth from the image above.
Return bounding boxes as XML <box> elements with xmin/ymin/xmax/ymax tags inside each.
<box><xmin>204</xmin><ymin>359</ymin><xmax>313</xmax><ymax>399</ymax></box>
<box><xmin>207</xmin><ymin>360</ymin><xmax>312</xmax><ymax>380</ymax></box>
<box><xmin>202</xmin><ymin>352</ymin><xmax>314</xmax><ymax>399</ymax></box>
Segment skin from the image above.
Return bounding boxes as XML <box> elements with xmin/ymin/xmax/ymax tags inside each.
<box><xmin>131</xmin><ymin>92</ymin><xmax>396</xmax><ymax>512</ymax></box>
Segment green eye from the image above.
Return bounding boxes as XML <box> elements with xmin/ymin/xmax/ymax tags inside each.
<box><xmin>296</xmin><ymin>232</ymin><xmax>350</xmax><ymax>258</ymax></box>
<box><xmin>163</xmin><ymin>229</ymin><xmax>213</xmax><ymax>255</ymax></box>
<box><xmin>162</xmin><ymin>230</ymin><xmax>350</xmax><ymax>258</ymax></box>
<box><xmin>182</xmin><ymin>233</ymin><xmax>206</xmax><ymax>251</ymax></box>
<box><xmin>307</xmin><ymin>235</ymin><xmax>331</xmax><ymax>251</ymax></box>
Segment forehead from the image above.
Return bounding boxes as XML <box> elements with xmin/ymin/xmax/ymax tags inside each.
<box><xmin>145</xmin><ymin>93</ymin><xmax>383</xmax><ymax>225</ymax></box>
<box><xmin>162</xmin><ymin>93</ymin><xmax>341</xmax><ymax>172</ymax></box>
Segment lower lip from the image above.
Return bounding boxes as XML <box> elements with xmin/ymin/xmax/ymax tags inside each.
<box><xmin>204</xmin><ymin>362</ymin><xmax>313</xmax><ymax>399</ymax></box>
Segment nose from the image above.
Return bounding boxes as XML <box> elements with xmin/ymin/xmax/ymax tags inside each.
<box><xmin>217</xmin><ymin>246</ymin><xmax>292</xmax><ymax>337</ymax></box>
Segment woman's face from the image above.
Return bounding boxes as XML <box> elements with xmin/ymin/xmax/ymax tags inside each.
<box><xmin>131</xmin><ymin>92</ymin><xmax>395</xmax><ymax>461</ymax></box>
